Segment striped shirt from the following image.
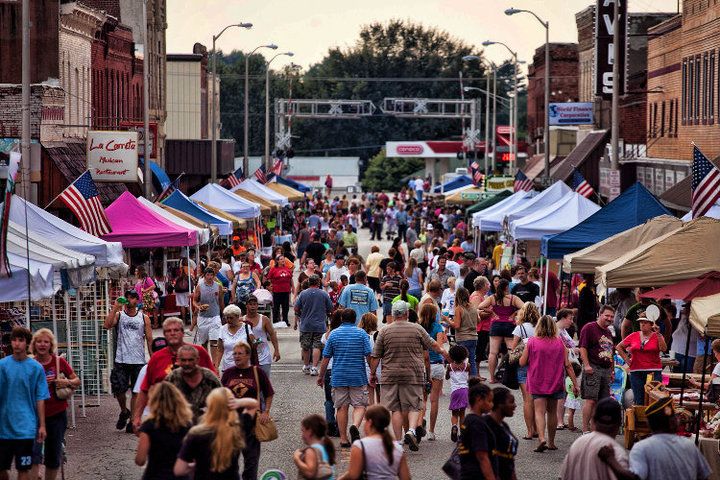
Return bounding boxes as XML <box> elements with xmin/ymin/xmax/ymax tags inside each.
<box><xmin>372</xmin><ymin>321</ymin><xmax>434</xmax><ymax>385</ymax></box>
<box><xmin>323</xmin><ymin>324</ymin><xmax>372</xmax><ymax>387</ymax></box>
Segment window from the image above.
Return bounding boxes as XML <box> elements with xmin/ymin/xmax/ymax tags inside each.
<box><xmin>703</xmin><ymin>53</ymin><xmax>709</xmax><ymax>122</ymax></box>
<box><xmin>689</xmin><ymin>57</ymin><xmax>695</xmax><ymax>122</ymax></box>
<box><xmin>682</xmin><ymin>59</ymin><xmax>688</xmax><ymax>124</ymax></box>
<box><xmin>652</xmin><ymin>103</ymin><xmax>658</xmax><ymax>138</ymax></box>
<box><xmin>695</xmin><ymin>54</ymin><xmax>702</xmax><ymax>123</ymax></box>
<box><xmin>661</xmin><ymin>101</ymin><xmax>666</xmax><ymax>137</ymax></box>
<box><xmin>669</xmin><ymin>99</ymin><xmax>675</xmax><ymax>137</ymax></box>
<box><xmin>674</xmin><ymin>99</ymin><xmax>679</xmax><ymax>136</ymax></box>
<box><xmin>711</xmin><ymin>50</ymin><xmax>716</xmax><ymax>124</ymax></box>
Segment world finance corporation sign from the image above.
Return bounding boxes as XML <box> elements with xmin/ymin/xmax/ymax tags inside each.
<box><xmin>594</xmin><ymin>0</ymin><xmax>627</xmax><ymax>100</ymax></box>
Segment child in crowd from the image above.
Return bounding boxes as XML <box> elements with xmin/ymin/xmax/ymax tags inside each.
<box><xmin>562</xmin><ymin>362</ymin><xmax>583</xmax><ymax>431</ymax></box>
<box><xmin>446</xmin><ymin>345</ymin><xmax>470</xmax><ymax>442</ymax></box>
<box><xmin>292</xmin><ymin>414</ymin><xmax>336</xmax><ymax>480</ymax></box>
<box><xmin>359</xmin><ymin>313</ymin><xmax>380</xmax><ymax>405</ymax></box>
<box><xmin>441</xmin><ymin>277</ymin><xmax>457</xmax><ymax>316</ymax></box>
<box><xmin>328</xmin><ymin>281</ymin><xmax>342</xmax><ymax>310</ymax></box>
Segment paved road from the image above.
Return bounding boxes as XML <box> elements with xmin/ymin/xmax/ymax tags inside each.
<box><xmin>63</xmin><ymin>227</ymin><xmax>580</xmax><ymax>479</ymax></box>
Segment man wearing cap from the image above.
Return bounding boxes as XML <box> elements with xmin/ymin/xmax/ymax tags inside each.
<box><xmin>324</xmin><ymin>254</ymin><xmax>349</xmax><ymax>287</ymax></box>
<box><xmin>295</xmin><ymin>275</ymin><xmax>334</xmax><ymax>376</ymax></box>
<box><xmin>560</xmin><ymin>397</ymin><xmax>628</xmax><ymax>480</ymax></box>
<box><xmin>192</xmin><ymin>267</ymin><xmax>224</xmax><ymax>354</ymax></box>
<box><xmin>370</xmin><ymin>300</ymin><xmax>448</xmax><ymax>451</ymax></box>
<box><xmin>230</xmin><ymin>236</ymin><xmax>244</xmax><ymax>257</ymax></box>
<box><xmin>579</xmin><ymin>305</ymin><xmax>616</xmax><ymax>433</ymax></box>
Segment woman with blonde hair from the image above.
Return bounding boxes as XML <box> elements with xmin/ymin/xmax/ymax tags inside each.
<box><xmin>30</xmin><ymin>328</ymin><xmax>80</xmax><ymax>480</ymax></box>
<box><xmin>509</xmin><ymin>302</ymin><xmax>541</xmax><ymax>440</ymax></box>
<box><xmin>135</xmin><ymin>381</ymin><xmax>193</xmax><ymax>479</ymax></box>
<box><xmin>175</xmin><ymin>387</ymin><xmax>258</xmax><ymax>479</ymax></box>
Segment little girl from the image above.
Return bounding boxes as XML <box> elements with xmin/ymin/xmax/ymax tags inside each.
<box><xmin>446</xmin><ymin>345</ymin><xmax>470</xmax><ymax>442</ymax></box>
<box><xmin>562</xmin><ymin>362</ymin><xmax>583</xmax><ymax>431</ymax></box>
<box><xmin>293</xmin><ymin>414</ymin><xmax>336</xmax><ymax>479</ymax></box>
<box><xmin>441</xmin><ymin>277</ymin><xmax>457</xmax><ymax>316</ymax></box>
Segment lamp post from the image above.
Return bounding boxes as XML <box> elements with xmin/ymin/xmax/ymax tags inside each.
<box><xmin>210</xmin><ymin>22</ymin><xmax>252</xmax><ymax>184</ymax></box>
<box><xmin>462</xmin><ymin>55</ymin><xmax>491</xmax><ymax>175</ymax></box>
<box><xmin>264</xmin><ymin>52</ymin><xmax>294</xmax><ymax>171</ymax></box>
<box><xmin>483</xmin><ymin>40</ymin><xmax>518</xmax><ymax>174</ymax></box>
<box><xmin>505</xmin><ymin>7</ymin><xmax>551</xmax><ymax>184</ymax></box>
<box><xmin>244</xmin><ymin>44</ymin><xmax>277</xmax><ymax>177</ymax></box>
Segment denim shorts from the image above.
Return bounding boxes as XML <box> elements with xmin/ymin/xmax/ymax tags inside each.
<box><xmin>517</xmin><ymin>366</ymin><xmax>528</xmax><ymax>384</ymax></box>
<box><xmin>532</xmin><ymin>390</ymin><xmax>565</xmax><ymax>400</ymax></box>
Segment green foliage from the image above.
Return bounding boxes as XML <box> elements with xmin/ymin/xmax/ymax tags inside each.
<box><xmin>361</xmin><ymin>150</ymin><xmax>423</xmax><ymax>191</ymax></box>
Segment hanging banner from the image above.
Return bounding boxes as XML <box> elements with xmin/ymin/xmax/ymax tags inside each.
<box><xmin>0</xmin><ymin>152</ymin><xmax>20</xmax><ymax>278</ymax></box>
<box><xmin>87</xmin><ymin>130</ymin><xmax>139</xmax><ymax>182</ymax></box>
<box><xmin>594</xmin><ymin>0</ymin><xmax>627</xmax><ymax>100</ymax></box>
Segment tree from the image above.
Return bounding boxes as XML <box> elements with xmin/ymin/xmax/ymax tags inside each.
<box><xmin>361</xmin><ymin>149</ymin><xmax>423</xmax><ymax>191</ymax></box>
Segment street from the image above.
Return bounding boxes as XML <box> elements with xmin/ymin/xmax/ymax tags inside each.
<box><xmin>62</xmin><ymin>227</ymin><xmax>579</xmax><ymax>480</ymax></box>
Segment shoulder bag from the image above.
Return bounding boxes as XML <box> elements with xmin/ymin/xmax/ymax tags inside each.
<box><xmin>55</xmin><ymin>355</ymin><xmax>75</xmax><ymax>400</ymax></box>
<box><xmin>301</xmin><ymin>445</ymin><xmax>334</xmax><ymax>480</ymax></box>
<box><xmin>252</xmin><ymin>367</ymin><xmax>278</xmax><ymax>442</ymax></box>
<box><xmin>508</xmin><ymin>325</ymin><xmax>528</xmax><ymax>365</ymax></box>
<box><xmin>498</xmin><ymin>353</ymin><xmax>519</xmax><ymax>390</ymax></box>
<box><xmin>441</xmin><ymin>444</ymin><xmax>462</xmax><ymax>480</ymax></box>
<box><xmin>244</xmin><ymin>320</ymin><xmax>260</xmax><ymax>366</ymax></box>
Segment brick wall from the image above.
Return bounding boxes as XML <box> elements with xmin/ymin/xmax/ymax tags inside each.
<box><xmin>0</xmin><ymin>85</ymin><xmax>64</xmax><ymax>141</ymax></box>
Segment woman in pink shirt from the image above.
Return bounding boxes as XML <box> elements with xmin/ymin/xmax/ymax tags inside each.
<box><xmin>520</xmin><ymin>315</ymin><xmax>579</xmax><ymax>453</ymax></box>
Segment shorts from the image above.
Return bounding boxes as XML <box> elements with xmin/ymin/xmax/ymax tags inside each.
<box><xmin>368</xmin><ymin>277</ymin><xmax>381</xmax><ymax>293</ymax></box>
<box><xmin>430</xmin><ymin>363</ymin><xmax>445</xmax><ymax>380</ymax></box>
<box><xmin>300</xmin><ymin>331</ymin><xmax>324</xmax><ymax>351</ymax></box>
<box><xmin>517</xmin><ymin>366</ymin><xmax>528</xmax><ymax>384</ymax></box>
<box><xmin>581</xmin><ymin>364</ymin><xmax>613</xmax><ymax>401</ymax></box>
<box><xmin>489</xmin><ymin>321</ymin><xmax>515</xmax><ymax>338</ymax></box>
<box><xmin>175</xmin><ymin>292</ymin><xmax>190</xmax><ymax>307</ymax></box>
<box><xmin>381</xmin><ymin>383</ymin><xmax>423</xmax><ymax>412</ymax></box>
<box><xmin>332</xmin><ymin>386</ymin><xmax>369</xmax><ymax>408</ymax></box>
<box><xmin>382</xmin><ymin>302</ymin><xmax>393</xmax><ymax>320</ymax></box>
<box><xmin>34</xmin><ymin>411</ymin><xmax>67</xmax><ymax>469</ymax></box>
<box><xmin>532</xmin><ymin>390</ymin><xmax>566</xmax><ymax>400</ymax></box>
<box><xmin>0</xmin><ymin>439</ymin><xmax>34</xmax><ymax>471</ymax></box>
<box><xmin>110</xmin><ymin>362</ymin><xmax>144</xmax><ymax>395</ymax></box>
<box><xmin>196</xmin><ymin>315</ymin><xmax>222</xmax><ymax>345</ymax></box>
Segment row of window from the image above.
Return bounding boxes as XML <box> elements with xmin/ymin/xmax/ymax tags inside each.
<box><xmin>681</xmin><ymin>51</ymin><xmax>717</xmax><ymax>125</ymax></box>
<box><xmin>649</xmin><ymin>99</ymin><xmax>679</xmax><ymax>138</ymax></box>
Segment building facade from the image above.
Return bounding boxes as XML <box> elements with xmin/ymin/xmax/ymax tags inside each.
<box><xmin>166</xmin><ymin>43</ymin><xmax>211</xmax><ymax>140</ymax></box>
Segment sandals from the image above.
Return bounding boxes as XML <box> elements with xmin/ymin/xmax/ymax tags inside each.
<box><xmin>556</xmin><ymin>425</ymin><xmax>566</xmax><ymax>431</ymax></box>
<box><xmin>339</xmin><ymin>442</ymin><xmax>352</xmax><ymax>448</ymax></box>
<box><xmin>548</xmin><ymin>446</ymin><xmax>558</xmax><ymax>451</ymax></box>
<box><xmin>534</xmin><ymin>441</ymin><xmax>548</xmax><ymax>453</ymax></box>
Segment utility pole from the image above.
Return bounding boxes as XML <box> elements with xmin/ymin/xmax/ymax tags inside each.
<box><xmin>543</xmin><ymin>25</ymin><xmax>550</xmax><ymax>184</ymax></box>
<box><xmin>610</xmin><ymin>0</ymin><xmax>621</xmax><ymax>171</ymax></box>
<box><xmin>142</xmin><ymin>0</ymin><xmax>151</xmax><ymax>198</ymax></box>
<box><xmin>484</xmin><ymin>68</ymin><xmax>491</xmax><ymax>175</ymax></box>
<box><xmin>492</xmin><ymin>69</ymin><xmax>497</xmax><ymax>173</ymax></box>
<box><xmin>21</xmin><ymin>0</ymin><xmax>30</xmax><ymax>201</ymax></box>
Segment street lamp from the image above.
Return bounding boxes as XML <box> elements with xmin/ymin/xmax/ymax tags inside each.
<box><xmin>463</xmin><ymin>55</ymin><xmax>493</xmax><ymax>175</ymax></box>
<box><xmin>244</xmin><ymin>44</ymin><xmax>278</xmax><ymax>177</ymax></box>
<box><xmin>483</xmin><ymin>40</ymin><xmax>519</xmax><ymax>175</ymax></box>
<box><xmin>210</xmin><ymin>22</ymin><xmax>252</xmax><ymax>184</ymax></box>
<box><xmin>506</xmin><ymin>7</ymin><xmax>551</xmax><ymax>184</ymax></box>
<box><xmin>265</xmin><ymin>52</ymin><xmax>294</xmax><ymax>171</ymax></box>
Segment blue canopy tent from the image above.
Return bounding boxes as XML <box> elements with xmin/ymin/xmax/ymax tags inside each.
<box><xmin>149</xmin><ymin>160</ymin><xmax>172</xmax><ymax>192</ymax></box>
<box><xmin>275</xmin><ymin>175</ymin><xmax>312</xmax><ymax>193</ymax></box>
<box><xmin>541</xmin><ymin>182</ymin><xmax>672</xmax><ymax>258</ymax></box>
<box><xmin>433</xmin><ymin>175</ymin><xmax>473</xmax><ymax>194</ymax></box>
<box><xmin>161</xmin><ymin>190</ymin><xmax>233</xmax><ymax>236</ymax></box>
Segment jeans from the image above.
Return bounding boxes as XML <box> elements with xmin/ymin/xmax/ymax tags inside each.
<box><xmin>241</xmin><ymin>433</ymin><xmax>261</xmax><ymax>480</ymax></box>
<box><xmin>476</xmin><ymin>331</ymin><xmax>490</xmax><ymax>362</ymax></box>
<box><xmin>272</xmin><ymin>291</ymin><xmax>290</xmax><ymax>325</ymax></box>
<box><xmin>408</xmin><ymin>289</ymin><xmax>422</xmax><ymax>299</ymax></box>
<box><xmin>398</xmin><ymin>224</ymin><xmax>408</xmax><ymax>241</ymax></box>
<box><xmin>416</xmin><ymin>190</ymin><xmax>423</xmax><ymax>203</ymax></box>
<box><xmin>674</xmin><ymin>353</ymin><xmax>696</xmax><ymax>373</ymax></box>
<box><xmin>629</xmin><ymin>370</ymin><xmax>662</xmax><ymax>405</ymax></box>
<box><xmin>324</xmin><ymin>369</ymin><xmax>336</xmax><ymax>427</ymax></box>
<box><xmin>371</xmin><ymin>223</ymin><xmax>383</xmax><ymax>240</ymax></box>
<box><xmin>458</xmin><ymin>339</ymin><xmax>478</xmax><ymax>376</ymax></box>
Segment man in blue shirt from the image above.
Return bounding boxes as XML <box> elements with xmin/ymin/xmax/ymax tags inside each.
<box><xmin>295</xmin><ymin>275</ymin><xmax>333</xmax><ymax>376</ymax></box>
<box><xmin>0</xmin><ymin>327</ymin><xmax>49</xmax><ymax>480</ymax></box>
<box><xmin>395</xmin><ymin>204</ymin><xmax>409</xmax><ymax>242</ymax></box>
<box><xmin>338</xmin><ymin>271</ymin><xmax>378</xmax><ymax>323</ymax></box>
<box><xmin>317</xmin><ymin>309</ymin><xmax>372</xmax><ymax>448</ymax></box>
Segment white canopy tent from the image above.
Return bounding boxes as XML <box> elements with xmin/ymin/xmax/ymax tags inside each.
<box><xmin>504</xmin><ymin>181</ymin><xmax>572</xmax><ymax>225</ymax></box>
<box><xmin>1</xmin><ymin>253</ymin><xmax>55</xmax><ymax>301</ymax></box>
<box><xmin>191</xmin><ymin>183</ymin><xmax>261</xmax><ymax>219</ymax></box>
<box><xmin>137</xmin><ymin>197</ymin><xmax>211</xmax><ymax>245</ymax></box>
<box><xmin>682</xmin><ymin>203</ymin><xmax>720</xmax><ymax>221</ymax></box>
<box><xmin>7</xmin><ymin>195</ymin><xmax>123</xmax><ymax>268</ymax></box>
<box><xmin>510</xmin><ymin>192</ymin><xmax>601</xmax><ymax>240</ymax></box>
<box><xmin>232</xmin><ymin>179</ymin><xmax>289</xmax><ymax>207</ymax></box>
<box><xmin>472</xmin><ymin>190</ymin><xmax>538</xmax><ymax>232</ymax></box>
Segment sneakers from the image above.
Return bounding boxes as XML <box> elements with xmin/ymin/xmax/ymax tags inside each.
<box><xmin>126</xmin><ymin>421</ymin><xmax>134</xmax><ymax>434</ymax></box>
<box><xmin>451</xmin><ymin>425</ymin><xmax>459</xmax><ymax>442</ymax></box>
<box><xmin>328</xmin><ymin>423</ymin><xmax>340</xmax><ymax>438</ymax></box>
<box><xmin>310</xmin><ymin>367</ymin><xmax>319</xmax><ymax>376</ymax></box>
<box><xmin>427</xmin><ymin>431</ymin><xmax>436</xmax><ymax>441</ymax></box>
<box><xmin>302</xmin><ymin>365</ymin><xmax>311</xmax><ymax>375</ymax></box>
<box><xmin>349</xmin><ymin>425</ymin><xmax>361</xmax><ymax>444</ymax></box>
<box><xmin>416</xmin><ymin>424</ymin><xmax>426</xmax><ymax>442</ymax></box>
<box><xmin>404</xmin><ymin>430</ymin><xmax>419</xmax><ymax>452</ymax></box>
<box><xmin>116</xmin><ymin>409</ymin><xmax>130</xmax><ymax>430</ymax></box>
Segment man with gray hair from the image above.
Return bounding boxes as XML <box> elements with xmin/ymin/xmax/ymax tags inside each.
<box><xmin>166</xmin><ymin>345</ymin><xmax>221</xmax><ymax>423</ymax></box>
<box><xmin>370</xmin><ymin>301</ymin><xmax>448</xmax><ymax>451</ymax></box>
<box><xmin>295</xmin><ymin>274</ymin><xmax>333</xmax><ymax>376</ymax></box>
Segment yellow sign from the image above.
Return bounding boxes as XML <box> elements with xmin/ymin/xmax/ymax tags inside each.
<box><xmin>486</xmin><ymin>177</ymin><xmax>514</xmax><ymax>192</ymax></box>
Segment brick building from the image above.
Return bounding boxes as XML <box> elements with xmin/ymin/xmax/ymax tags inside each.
<box><xmin>526</xmin><ymin>43</ymin><xmax>579</xmax><ymax>150</ymax></box>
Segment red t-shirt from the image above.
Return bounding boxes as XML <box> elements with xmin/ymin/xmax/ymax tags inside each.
<box><xmin>140</xmin><ymin>344</ymin><xmax>215</xmax><ymax>392</ymax></box>
<box><xmin>39</xmin><ymin>355</ymin><xmax>74</xmax><ymax>418</ymax></box>
<box><xmin>621</xmin><ymin>331</ymin><xmax>662</xmax><ymax>371</ymax></box>
<box><xmin>267</xmin><ymin>266</ymin><xmax>293</xmax><ymax>293</ymax></box>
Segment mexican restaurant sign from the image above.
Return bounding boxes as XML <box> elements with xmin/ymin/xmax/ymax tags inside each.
<box><xmin>87</xmin><ymin>130</ymin><xmax>139</xmax><ymax>182</ymax></box>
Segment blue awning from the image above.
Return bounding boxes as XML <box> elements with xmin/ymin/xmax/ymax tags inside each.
<box><xmin>541</xmin><ymin>182</ymin><xmax>673</xmax><ymax>258</ymax></box>
<box><xmin>149</xmin><ymin>161</ymin><xmax>172</xmax><ymax>190</ymax></box>
<box><xmin>161</xmin><ymin>190</ymin><xmax>233</xmax><ymax>236</ymax></box>
<box><xmin>275</xmin><ymin>175</ymin><xmax>312</xmax><ymax>193</ymax></box>
<box><xmin>433</xmin><ymin>175</ymin><xmax>473</xmax><ymax>193</ymax></box>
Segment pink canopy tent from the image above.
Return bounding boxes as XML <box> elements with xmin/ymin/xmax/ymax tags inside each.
<box><xmin>101</xmin><ymin>192</ymin><xmax>197</xmax><ymax>247</ymax></box>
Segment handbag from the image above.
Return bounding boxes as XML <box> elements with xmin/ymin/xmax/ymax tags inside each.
<box><xmin>441</xmin><ymin>445</ymin><xmax>462</xmax><ymax>480</ymax></box>
<box><xmin>252</xmin><ymin>367</ymin><xmax>278</xmax><ymax>442</ymax></box>
<box><xmin>508</xmin><ymin>325</ymin><xmax>528</xmax><ymax>364</ymax></box>
<box><xmin>244</xmin><ymin>322</ymin><xmax>260</xmax><ymax>366</ymax></box>
<box><xmin>498</xmin><ymin>354</ymin><xmax>519</xmax><ymax>390</ymax></box>
<box><xmin>54</xmin><ymin>356</ymin><xmax>74</xmax><ymax>400</ymax></box>
<box><xmin>301</xmin><ymin>445</ymin><xmax>334</xmax><ymax>480</ymax></box>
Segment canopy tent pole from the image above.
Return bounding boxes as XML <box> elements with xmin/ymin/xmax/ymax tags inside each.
<box><xmin>696</xmin><ymin>335</ymin><xmax>711</xmax><ymax>445</ymax></box>
<box><xmin>93</xmin><ymin>282</ymin><xmax>100</xmax><ymax>407</ymax></box>
<box><xmin>187</xmin><ymin>246</ymin><xmax>193</xmax><ymax>323</ymax></box>
<box><xmin>64</xmin><ymin>292</ymin><xmax>77</xmax><ymax>426</ymax></box>
<box><xmin>679</xmin><ymin>320</ymin><xmax>693</xmax><ymax>406</ymax></box>
<box><xmin>76</xmin><ymin>290</ymin><xmax>86</xmax><ymax>417</ymax></box>
<box><xmin>543</xmin><ymin>259</ymin><xmax>550</xmax><ymax>315</ymax></box>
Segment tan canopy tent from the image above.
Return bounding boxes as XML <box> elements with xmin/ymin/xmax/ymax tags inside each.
<box><xmin>195</xmin><ymin>201</ymin><xmax>247</xmax><ymax>229</ymax></box>
<box><xmin>266</xmin><ymin>182</ymin><xmax>304</xmax><ymax>202</ymax></box>
<box><xmin>562</xmin><ymin>215</ymin><xmax>683</xmax><ymax>274</ymax></box>
<box><xmin>445</xmin><ymin>188</ymin><xmax>486</xmax><ymax>205</ymax></box>
<box><xmin>234</xmin><ymin>190</ymin><xmax>275</xmax><ymax>215</ymax></box>
<box><xmin>160</xmin><ymin>204</ymin><xmax>220</xmax><ymax>237</ymax></box>
<box><xmin>690</xmin><ymin>292</ymin><xmax>720</xmax><ymax>336</ymax></box>
<box><xmin>596</xmin><ymin>217</ymin><xmax>720</xmax><ymax>288</ymax></box>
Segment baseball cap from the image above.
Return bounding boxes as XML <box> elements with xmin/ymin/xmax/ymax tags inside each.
<box><xmin>335</xmin><ymin>254</ymin><xmax>346</xmax><ymax>261</ymax></box>
<box><xmin>426</xmin><ymin>224</ymin><xmax>434</xmax><ymax>230</ymax></box>
<box><xmin>150</xmin><ymin>337</ymin><xmax>167</xmax><ymax>353</ymax></box>
<box><xmin>391</xmin><ymin>300</ymin><xmax>409</xmax><ymax>317</ymax></box>
<box><xmin>232</xmin><ymin>235</ymin><xmax>240</xmax><ymax>241</ymax></box>
<box><xmin>593</xmin><ymin>397</ymin><xmax>622</xmax><ymax>427</ymax></box>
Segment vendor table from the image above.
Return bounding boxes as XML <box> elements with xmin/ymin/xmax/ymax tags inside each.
<box><xmin>698</xmin><ymin>437</ymin><xmax>720</xmax><ymax>480</ymax></box>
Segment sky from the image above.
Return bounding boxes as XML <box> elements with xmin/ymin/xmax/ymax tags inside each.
<box><xmin>167</xmin><ymin>0</ymin><xmax>680</xmax><ymax>71</ymax></box>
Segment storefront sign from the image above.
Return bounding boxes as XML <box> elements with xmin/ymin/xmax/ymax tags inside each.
<box><xmin>460</xmin><ymin>191</ymin><xmax>486</xmax><ymax>201</ymax></box>
<box><xmin>87</xmin><ymin>130</ymin><xmax>139</xmax><ymax>182</ymax></box>
<box><xmin>386</xmin><ymin>141</ymin><xmax>463</xmax><ymax>158</ymax></box>
<box><xmin>486</xmin><ymin>176</ymin><xmax>515</xmax><ymax>192</ymax></box>
<box><xmin>594</xmin><ymin>0</ymin><xmax>627</xmax><ymax>100</ymax></box>
<box><xmin>549</xmin><ymin>103</ymin><xmax>594</xmax><ymax>125</ymax></box>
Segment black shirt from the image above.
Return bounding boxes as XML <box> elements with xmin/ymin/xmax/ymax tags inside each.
<box><xmin>178</xmin><ymin>429</ymin><xmax>241</xmax><ymax>480</ymax></box>
<box><xmin>511</xmin><ymin>281</ymin><xmax>540</xmax><ymax>304</ymax></box>
<box><xmin>458</xmin><ymin>413</ymin><xmax>497</xmax><ymax>480</ymax></box>
<box><xmin>304</xmin><ymin>242</ymin><xmax>327</xmax><ymax>266</ymax></box>
<box><xmin>485</xmin><ymin>415</ymin><xmax>518</xmax><ymax>480</ymax></box>
<box><xmin>140</xmin><ymin>419</ymin><xmax>191</xmax><ymax>480</ymax></box>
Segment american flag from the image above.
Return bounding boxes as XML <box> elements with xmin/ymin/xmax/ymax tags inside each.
<box><xmin>691</xmin><ymin>145</ymin><xmax>720</xmax><ymax>219</ymax></box>
<box><xmin>157</xmin><ymin>175</ymin><xmax>182</xmax><ymax>202</ymax></box>
<box><xmin>58</xmin><ymin>171</ymin><xmax>112</xmax><ymax>236</ymax></box>
<box><xmin>254</xmin><ymin>164</ymin><xmax>268</xmax><ymax>184</ymax></box>
<box><xmin>271</xmin><ymin>158</ymin><xmax>284</xmax><ymax>176</ymax></box>
<box><xmin>470</xmin><ymin>161</ymin><xmax>484</xmax><ymax>186</ymax></box>
<box><xmin>514</xmin><ymin>170</ymin><xmax>533</xmax><ymax>192</ymax></box>
<box><xmin>572</xmin><ymin>169</ymin><xmax>595</xmax><ymax>198</ymax></box>
<box><xmin>221</xmin><ymin>167</ymin><xmax>245</xmax><ymax>189</ymax></box>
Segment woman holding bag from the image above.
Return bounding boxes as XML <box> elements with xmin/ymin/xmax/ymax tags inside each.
<box><xmin>30</xmin><ymin>329</ymin><xmax>80</xmax><ymax>480</ymax></box>
<box><xmin>509</xmin><ymin>302</ymin><xmax>540</xmax><ymax>440</ymax></box>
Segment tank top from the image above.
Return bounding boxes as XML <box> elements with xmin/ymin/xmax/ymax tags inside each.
<box><xmin>408</xmin><ymin>268</ymin><xmax>422</xmax><ymax>291</ymax></box>
<box><xmin>115</xmin><ymin>308</ymin><xmax>146</xmax><ymax>364</ymax></box>
<box><xmin>356</xmin><ymin>437</ymin><xmax>403</xmax><ymax>478</ymax></box>
<box><xmin>234</xmin><ymin>274</ymin><xmax>256</xmax><ymax>303</ymax></box>
<box><xmin>455</xmin><ymin>305</ymin><xmax>478</xmax><ymax>341</ymax></box>
<box><xmin>491</xmin><ymin>295</ymin><xmax>517</xmax><ymax>324</ymax></box>
<box><xmin>449</xmin><ymin>362</ymin><xmax>469</xmax><ymax>393</ymax></box>
<box><xmin>245</xmin><ymin>315</ymin><xmax>271</xmax><ymax>366</ymax></box>
<box><xmin>219</xmin><ymin>324</ymin><xmax>249</xmax><ymax>372</ymax></box>
<box><xmin>198</xmin><ymin>280</ymin><xmax>221</xmax><ymax>318</ymax></box>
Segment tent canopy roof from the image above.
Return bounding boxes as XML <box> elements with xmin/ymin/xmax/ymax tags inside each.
<box><xmin>466</xmin><ymin>190</ymin><xmax>513</xmax><ymax>215</ymax></box>
<box><xmin>266</xmin><ymin>181</ymin><xmax>304</xmax><ymax>201</ymax></box>
<box><xmin>161</xmin><ymin>190</ymin><xmax>232</xmax><ymax>236</ymax></box>
<box><xmin>275</xmin><ymin>175</ymin><xmax>311</xmax><ymax>193</ymax></box>
<box><xmin>690</xmin><ymin>292</ymin><xmax>720</xmax><ymax>336</ymax></box>
<box><xmin>510</xmin><ymin>192</ymin><xmax>601</xmax><ymax>240</ymax></box>
<box><xmin>137</xmin><ymin>197</ymin><xmax>211</xmax><ymax>245</ymax></box>
<box><xmin>234</xmin><ymin>189</ymin><xmax>276</xmax><ymax>214</ymax></box>
<box><xmin>445</xmin><ymin>188</ymin><xmax>486</xmax><ymax>205</ymax></box>
<box><xmin>233</xmin><ymin>179</ymin><xmax>289</xmax><ymax>206</ymax></box>
<box><xmin>504</xmin><ymin>181</ymin><xmax>572</xmax><ymax>225</ymax></box>
<box><xmin>542</xmin><ymin>182</ymin><xmax>671</xmax><ymax>258</ymax></box>
<box><xmin>472</xmin><ymin>190</ymin><xmax>538</xmax><ymax>232</ymax></box>
<box><xmin>191</xmin><ymin>184</ymin><xmax>261</xmax><ymax>219</ymax></box>
<box><xmin>433</xmin><ymin>175</ymin><xmax>473</xmax><ymax>193</ymax></box>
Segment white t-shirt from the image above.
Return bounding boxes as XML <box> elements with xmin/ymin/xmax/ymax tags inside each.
<box><xmin>414</xmin><ymin>178</ymin><xmax>424</xmax><ymax>191</ymax></box>
<box><xmin>512</xmin><ymin>322</ymin><xmax>535</xmax><ymax>341</ymax></box>
<box><xmin>133</xmin><ymin>365</ymin><xmax>151</xmax><ymax>418</ymax></box>
<box><xmin>327</xmin><ymin>265</ymin><xmax>349</xmax><ymax>284</ymax></box>
<box><xmin>712</xmin><ymin>362</ymin><xmax>720</xmax><ymax>384</ymax></box>
<box><xmin>441</xmin><ymin>288</ymin><xmax>456</xmax><ymax>313</ymax></box>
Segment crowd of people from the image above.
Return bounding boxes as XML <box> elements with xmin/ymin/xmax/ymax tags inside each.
<box><xmin>0</xmin><ymin>187</ymin><xmax>714</xmax><ymax>480</ymax></box>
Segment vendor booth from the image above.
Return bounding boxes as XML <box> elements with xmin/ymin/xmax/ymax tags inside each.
<box><xmin>509</xmin><ymin>192</ymin><xmax>600</xmax><ymax>240</ymax></box>
<box><xmin>161</xmin><ymin>190</ymin><xmax>233</xmax><ymax>236</ymax></box>
<box><xmin>191</xmin><ymin>183</ymin><xmax>261</xmax><ymax>220</ymax></box>
<box><xmin>504</xmin><ymin>181</ymin><xmax>571</xmax><ymax>226</ymax></box>
<box><xmin>233</xmin><ymin>179</ymin><xmax>289</xmax><ymax>207</ymax></box>
<box><xmin>267</xmin><ymin>181</ymin><xmax>306</xmax><ymax>201</ymax></box>
<box><xmin>472</xmin><ymin>190</ymin><xmax>538</xmax><ymax>232</ymax></box>
<box><xmin>466</xmin><ymin>190</ymin><xmax>513</xmax><ymax>216</ymax></box>
<box><xmin>138</xmin><ymin>197</ymin><xmax>211</xmax><ymax>245</ymax></box>
<box><xmin>274</xmin><ymin>175</ymin><xmax>312</xmax><ymax>193</ymax></box>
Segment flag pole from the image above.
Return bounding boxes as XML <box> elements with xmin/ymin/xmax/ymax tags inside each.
<box><xmin>44</xmin><ymin>169</ymin><xmax>90</xmax><ymax>210</ymax></box>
